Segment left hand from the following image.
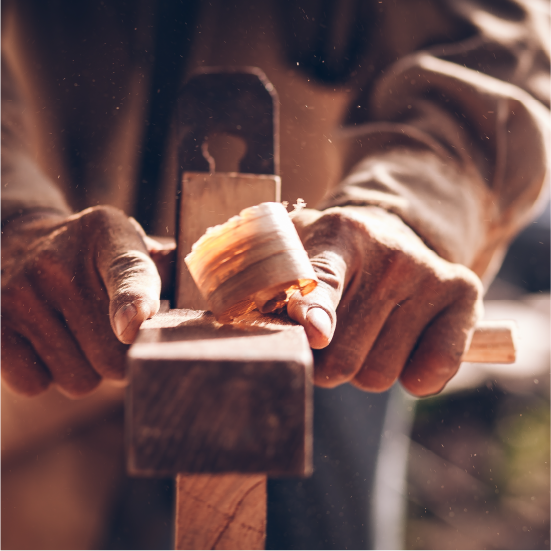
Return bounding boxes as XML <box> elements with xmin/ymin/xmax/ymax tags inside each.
<box><xmin>286</xmin><ymin>206</ymin><xmax>483</xmax><ymax>397</ymax></box>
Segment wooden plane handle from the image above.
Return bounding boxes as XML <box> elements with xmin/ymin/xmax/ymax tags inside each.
<box><xmin>463</xmin><ymin>320</ymin><xmax>517</xmax><ymax>364</ymax></box>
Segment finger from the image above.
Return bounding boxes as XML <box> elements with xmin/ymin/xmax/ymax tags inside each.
<box><xmin>17</xmin><ymin>223</ymin><xmax>129</xmax><ymax>382</ymax></box>
<box><xmin>1</xmin><ymin>325</ymin><xmax>52</xmax><ymax>396</ymax></box>
<box><xmin>107</xmin><ymin>253</ymin><xmax>161</xmax><ymax>344</ymax></box>
<box><xmin>311</xmin><ymin>248</ymin><xmax>420</xmax><ymax>387</ymax></box>
<box><xmin>59</xmin><ymin>293</ymin><xmax>129</xmax><ymax>381</ymax></box>
<box><xmin>11</xmin><ymin>301</ymin><xmax>102</xmax><ymax>398</ymax></box>
<box><xmin>84</xmin><ymin>207</ymin><xmax>161</xmax><ymax>344</ymax></box>
<box><xmin>287</xmin><ymin>280</ymin><xmax>336</xmax><ymax>349</ymax></box>
<box><xmin>352</xmin><ymin>298</ymin><xmax>437</xmax><ymax>392</ymax></box>
<box><xmin>313</xmin><ymin>295</ymin><xmax>397</xmax><ymax>387</ymax></box>
<box><xmin>287</xmin><ymin>249</ymin><xmax>347</xmax><ymax>349</ymax></box>
<box><xmin>399</xmin><ymin>298</ymin><xmax>482</xmax><ymax>396</ymax></box>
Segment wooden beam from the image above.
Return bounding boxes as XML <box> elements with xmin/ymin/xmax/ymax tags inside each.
<box><xmin>127</xmin><ymin>307</ymin><xmax>312</xmax><ymax>549</ymax></box>
<box><xmin>126</xmin><ymin>308</ymin><xmax>313</xmax><ymax>477</ymax></box>
<box><xmin>175</xmin><ymin>473</ymin><xmax>266</xmax><ymax>550</ymax></box>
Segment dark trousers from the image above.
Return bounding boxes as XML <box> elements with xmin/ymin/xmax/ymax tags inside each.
<box><xmin>267</xmin><ymin>384</ymin><xmax>390</xmax><ymax>550</ymax></box>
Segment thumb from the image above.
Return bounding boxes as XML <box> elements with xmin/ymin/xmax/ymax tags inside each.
<box><xmin>107</xmin><ymin>251</ymin><xmax>161</xmax><ymax>344</ymax></box>
<box><xmin>91</xmin><ymin>207</ymin><xmax>161</xmax><ymax>344</ymax></box>
<box><xmin>287</xmin><ymin>250</ymin><xmax>347</xmax><ymax>349</ymax></box>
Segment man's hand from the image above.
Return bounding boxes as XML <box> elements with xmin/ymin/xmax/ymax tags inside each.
<box><xmin>287</xmin><ymin>206</ymin><xmax>483</xmax><ymax>397</ymax></box>
<box><xmin>1</xmin><ymin>206</ymin><xmax>163</xmax><ymax>397</ymax></box>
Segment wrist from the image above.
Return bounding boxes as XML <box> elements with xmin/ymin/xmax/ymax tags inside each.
<box><xmin>321</xmin><ymin>149</ymin><xmax>489</xmax><ymax>271</ymax></box>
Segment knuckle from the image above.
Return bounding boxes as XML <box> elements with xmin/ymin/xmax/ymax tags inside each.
<box><xmin>32</xmin><ymin>247</ymin><xmax>61</xmax><ymax>275</ymax></box>
<box><xmin>309</xmin><ymin>255</ymin><xmax>346</xmax><ymax>293</ymax></box>
<box><xmin>78</xmin><ymin>205</ymin><xmax>127</xmax><ymax>234</ymax></box>
<box><xmin>2</xmin><ymin>284</ymin><xmax>37</xmax><ymax>320</ymax></box>
<box><xmin>107</xmin><ymin>252</ymin><xmax>160</xmax><ymax>299</ymax></box>
<box><xmin>384</xmin><ymin>247</ymin><xmax>416</xmax><ymax>275</ymax></box>
<box><xmin>427</xmin><ymin>263</ymin><xmax>482</xmax><ymax>305</ymax></box>
<box><xmin>313</xmin><ymin>350</ymin><xmax>358</xmax><ymax>388</ymax></box>
<box><xmin>451</xmin><ymin>268</ymin><xmax>483</xmax><ymax>301</ymax></box>
<box><xmin>304</xmin><ymin>208</ymin><xmax>363</xmax><ymax>248</ymax></box>
<box><xmin>26</xmin><ymin>249</ymin><xmax>78</xmax><ymax>299</ymax></box>
<box><xmin>83</xmin><ymin>204</ymin><xmax>123</xmax><ymax>222</ymax></box>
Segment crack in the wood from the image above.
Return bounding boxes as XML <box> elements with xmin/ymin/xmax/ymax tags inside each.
<box><xmin>183</xmin><ymin>490</ymin><xmax>262</xmax><ymax>525</ymax></box>
<box><xmin>209</xmin><ymin>479</ymin><xmax>265</xmax><ymax>550</ymax></box>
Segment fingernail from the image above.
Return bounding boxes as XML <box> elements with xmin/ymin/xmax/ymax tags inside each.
<box><xmin>114</xmin><ymin>303</ymin><xmax>138</xmax><ymax>338</ymax></box>
<box><xmin>306</xmin><ymin>308</ymin><xmax>332</xmax><ymax>340</ymax></box>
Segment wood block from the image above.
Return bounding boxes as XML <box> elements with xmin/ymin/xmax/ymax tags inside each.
<box><xmin>462</xmin><ymin>320</ymin><xmax>517</xmax><ymax>364</ymax></box>
<box><xmin>176</xmin><ymin>172</ymin><xmax>280</xmax><ymax>310</ymax></box>
<box><xmin>175</xmin><ymin>473</ymin><xmax>266</xmax><ymax>550</ymax></box>
<box><xmin>126</xmin><ymin>308</ymin><xmax>313</xmax><ymax>477</ymax></box>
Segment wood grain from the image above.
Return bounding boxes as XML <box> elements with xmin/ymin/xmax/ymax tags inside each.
<box><xmin>126</xmin><ymin>308</ymin><xmax>313</xmax><ymax>477</ymax></box>
<box><xmin>176</xmin><ymin>172</ymin><xmax>280</xmax><ymax>310</ymax></box>
<box><xmin>175</xmin><ymin>473</ymin><xmax>266</xmax><ymax>550</ymax></box>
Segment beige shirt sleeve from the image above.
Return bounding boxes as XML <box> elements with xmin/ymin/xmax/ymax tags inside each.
<box><xmin>321</xmin><ymin>0</ymin><xmax>550</xmax><ymax>283</ymax></box>
<box><xmin>1</xmin><ymin>53</ymin><xmax>72</xmax><ymax>224</ymax></box>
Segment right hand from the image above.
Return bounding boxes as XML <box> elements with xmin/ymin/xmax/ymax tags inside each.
<box><xmin>1</xmin><ymin>206</ymin><xmax>163</xmax><ymax>397</ymax></box>
<box><xmin>287</xmin><ymin>206</ymin><xmax>484</xmax><ymax>396</ymax></box>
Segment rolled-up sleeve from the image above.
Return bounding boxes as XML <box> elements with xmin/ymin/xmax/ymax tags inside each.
<box><xmin>323</xmin><ymin>0</ymin><xmax>550</xmax><ymax>283</ymax></box>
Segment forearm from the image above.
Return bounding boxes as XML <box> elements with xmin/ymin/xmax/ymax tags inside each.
<box><xmin>322</xmin><ymin>0</ymin><xmax>550</xmax><ymax>284</ymax></box>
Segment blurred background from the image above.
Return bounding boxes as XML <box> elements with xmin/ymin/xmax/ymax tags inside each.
<box><xmin>372</xmin><ymin>201</ymin><xmax>550</xmax><ymax>550</ymax></box>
